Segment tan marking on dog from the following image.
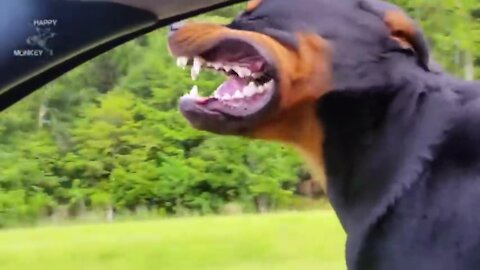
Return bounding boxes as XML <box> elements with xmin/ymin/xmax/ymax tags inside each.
<box><xmin>246</xmin><ymin>0</ymin><xmax>262</xmax><ymax>13</ymax></box>
<box><xmin>385</xmin><ymin>10</ymin><xmax>418</xmax><ymax>51</ymax></box>
<box><xmin>169</xmin><ymin>25</ymin><xmax>332</xmax><ymax>191</ymax></box>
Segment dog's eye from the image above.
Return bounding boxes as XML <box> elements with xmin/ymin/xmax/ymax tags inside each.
<box><xmin>229</xmin><ymin>14</ymin><xmax>268</xmax><ymax>30</ymax></box>
<box><xmin>246</xmin><ymin>15</ymin><xmax>267</xmax><ymax>21</ymax></box>
<box><xmin>237</xmin><ymin>14</ymin><xmax>267</xmax><ymax>23</ymax></box>
<box><xmin>235</xmin><ymin>10</ymin><xmax>267</xmax><ymax>21</ymax></box>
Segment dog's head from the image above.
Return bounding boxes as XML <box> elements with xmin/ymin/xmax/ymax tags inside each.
<box><xmin>168</xmin><ymin>0</ymin><xmax>430</xmax><ymax>141</ymax></box>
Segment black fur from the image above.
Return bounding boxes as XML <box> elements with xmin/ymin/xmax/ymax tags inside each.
<box><xmin>232</xmin><ymin>0</ymin><xmax>480</xmax><ymax>269</ymax></box>
<box><xmin>320</xmin><ymin>56</ymin><xmax>480</xmax><ymax>269</ymax></box>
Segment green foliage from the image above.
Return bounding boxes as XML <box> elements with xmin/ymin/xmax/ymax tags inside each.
<box><xmin>0</xmin><ymin>7</ymin><xmax>304</xmax><ymax>225</ymax></box>
<box><xmin>0</xmin><ymin>3</ymin><xmax>479</xmax><ymax>227</ymax></box>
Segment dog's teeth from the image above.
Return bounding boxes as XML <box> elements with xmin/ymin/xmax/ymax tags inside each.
<box><xmin>222</xmin><ymin>93</ymin><xmax>232</xmax><ymax>100</ymax></box>
<box><xmin>257</xmin><ymin>85</ymin><xmax>265</xmax><ymax>93</ymax></box>
<box><xmin>177</xmin><ymin>57</ymin><xmax>189</xmax><ymax>69</ymax></box>
<box><xmin>191</xmin><ymin>57</ymin><xmax>204</xmax><ymax>80</ymax></box>
<box><xmin>232</xmin><ymin>66</ymin><xmax>240</xmax><ymax>75</ymax></box>
<box><xmin>213</xmin><ymin>63</ymin><xmax>222</xmax><ymax>70</ymax></box>
<box><xmin>190</xmin><ymin>85</ymin><xmax>199</xmax><ymax>97</ymax></box>
<box><xmin>253</xmin><ymin>73</ymin><xmax>262</xmax><ymax>79</ymax></box>
<box><xmin>223</xmin><ymin>65</ymin><xmax>232</xmax><ymax>72</ymax></box>
<box><xmin>233</xmin><ymin>90</ymin><xmax>244</xmax><ymax>99</ymax></box>
<box><xmin>233</xmin><ymin>66</ymin><xmax>244</xmax><ymax>77</ymax></box>
<box><xmin>182</xmin><ymin>91</ymin><xmax>192</xmax><ymax>98</ymax></box>
<box><xmin>243</xmin><ymin>86</ymin><xmax>255</xmax><ymax>97</ymax></box>
<box><xmin>191</xmin><ymin>67</ymin><xmax>198</xmax><ymax>80</ymax></box>
<box><xmin>242</xmin><ymin>68</ymin><xmax>252</xmax><ymax>78</ymax></box>
<box><xmin>265</xmin><ymin>80</ymin><xmax>274</xmax><ymax>90</ymax></box>
<box><xmin>232</xmin><ymin>67</ymin><xmax>252</xmax><ymax>78</ymax></box>
<box><xmin>244</xmin><ymin>83</ymin><xmax>256</xmax><ymax>97</ymax></box>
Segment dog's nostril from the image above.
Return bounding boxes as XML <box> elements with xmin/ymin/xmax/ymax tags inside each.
<box><xmin>169</xmin><ymin>21</ymin><xmax>186</xmax><ymax>36</ymax></box>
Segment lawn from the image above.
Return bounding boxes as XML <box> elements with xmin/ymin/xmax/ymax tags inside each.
<box><xmin>0</xmin><ymin>211</ymin><xmax>346</xmax><ymax>270</ymax></box>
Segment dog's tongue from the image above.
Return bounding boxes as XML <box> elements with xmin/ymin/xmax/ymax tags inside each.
<box><xmin>216</xmin><ymin>76</ymin><xmax>248</xmax><ymax>95</ymax></box>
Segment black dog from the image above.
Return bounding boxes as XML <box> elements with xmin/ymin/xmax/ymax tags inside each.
<box><xmin>168</xmin><ymin>0</ymin><xmax>480</xmax><ymax>269</ymax></box>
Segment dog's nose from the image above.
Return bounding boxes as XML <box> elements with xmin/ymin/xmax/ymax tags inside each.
<box><xmin>169</xmin><ymin>21</ymin><xmax>186</xmax><ymax>37</ymax></box>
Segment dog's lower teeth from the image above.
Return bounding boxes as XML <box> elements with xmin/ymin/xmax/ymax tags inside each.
<box><xmin>179</xmin><ymin>55</ymin><xmax>274</xmax><ymax>102</ymax></box>
<box><xmin>190</xmin><ymin>85</ymin><xmax>199</xmax><ymax>96</ymax></box>
<box><xmin>233</xmin><ymin>90</ymin><xmax>244</xmax><ymax>99</ymax></box>
<box><xmin>244</xmin><ymin>84</ymin><xmax>256</xmax><ymax>97</ymax></box>
<box><xmin>181</xmin><ymin>85</ymin><xmax>200</xmax><ymax>99</ymax></box>
<box><xmin>265</xmin><ymin>80</ymin><xmax>274</xmax><ymax>90</ymax></box>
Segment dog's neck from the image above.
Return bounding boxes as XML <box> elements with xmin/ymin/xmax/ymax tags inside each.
<box><xmin>316</xmin><ymin>57</ymin><xmax>480</xmax><ymax>266</ymax></box>
<box><xmin>317</xmin><ymin>60</ymin><xmax>460</xmax><ymax>234</ymax></box>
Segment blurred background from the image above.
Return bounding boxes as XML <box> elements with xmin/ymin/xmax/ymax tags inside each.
<box><xmin>0</xmin><ymin>1</ymin><xmax>478</xmax><ymax>270</ymax></box>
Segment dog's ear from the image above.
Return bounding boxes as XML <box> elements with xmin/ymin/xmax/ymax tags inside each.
<box><xmin>359</xmin><ymin>0</ymin><xmax>430</xmax><ymax>71</ymax></box>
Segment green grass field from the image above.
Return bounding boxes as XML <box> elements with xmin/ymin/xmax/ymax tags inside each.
<box><xmin>0</xmin><ymin>211</ymin><xmax>346</xmax><ymax>270</ymax></box>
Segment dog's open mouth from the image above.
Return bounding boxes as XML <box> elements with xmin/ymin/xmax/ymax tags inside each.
<box><xmin>176</xmin><ymin>39</ymin><xmax>277</xmax><ymax>117</ymax></box>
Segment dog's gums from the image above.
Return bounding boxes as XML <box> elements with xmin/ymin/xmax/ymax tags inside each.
<box><xmin>168</xmin><ymin>21</ymin><xmax>333</xmax><ymax>138</ymax></box>
<box><xmin>175</xmin><ymin>39</ymin><xmax>277</xmax><ymax>119</ymax></box>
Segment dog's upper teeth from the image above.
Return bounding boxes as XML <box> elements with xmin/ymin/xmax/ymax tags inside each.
<box><xmin>233</xmin><ymin>66</ymin><xmax>252</xmax><ymax>78</ymax></box>
<box><xmin>205</xmin><ymin>62</ymin><xmax>257</xmax><ymax>78</ymax></box>
<box><xmin>177</xmin><ymin>57</ymin><xmax>189</xmax><ymax>69</ymax></box>
<box><xmin>232</xmin><ymin>66</ymin><xmax>241</xmax><ymax>76</ymax></box>
<box><xmin>232</xmin><ymin>66</ymin><xmax>242</xmax><ymax>76</ymax></box>
<box><xmin>223</xmin><ymin>65</ymin><xmax>232</xmax><ymax>72</ymax></box>
<box><xmin>253</xmin><ymin>73</ymin><xmax>262</xmax><ymax>79</ymax></box>
<box><xmin>243</xmin><ymin>69</ymin><xmax>252</xmax><ymax>78</ymax></box>
<box><xmin>191</xmin><ymin>57</ymin><xmax>204</xmax><ymax>81</ymax></box>
<box><xmin>222</xmin><ymin>93</ymin><xmax>232</xmax><ymax>100</ymax></box>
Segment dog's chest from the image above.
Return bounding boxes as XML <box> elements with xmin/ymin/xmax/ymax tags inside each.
<box><xmin>352</xmin><ymin>166</ymin><xmax>480</xmax><ymax>270</ymax></box>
